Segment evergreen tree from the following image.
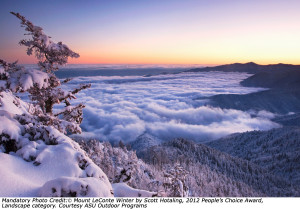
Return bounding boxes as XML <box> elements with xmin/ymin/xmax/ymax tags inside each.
<box><xmin>0</xmin><ymin>12</ymin><xmax>90</xmax><ymax>134</ymax></box>
<box><xmin>163</xmin><ymin>163</ymin><xmax>189</xmax><ymax>197</ymax></box>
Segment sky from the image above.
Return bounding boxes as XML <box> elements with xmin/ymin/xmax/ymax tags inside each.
<box><xmin>0</xmin><ymin>0</ymin><xmax>300</xmax><ymax>65</ymax></box>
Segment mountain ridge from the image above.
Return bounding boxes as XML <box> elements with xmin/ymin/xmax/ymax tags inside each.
<box><xmin>201</xmin><ymin>62</ymin><xmax>300</xmax><ymax>114</ymax></box>
<box><xmin>186</xmin><ymin>62</ymin><xmax>300</xmax><ymax>74</ymax></box>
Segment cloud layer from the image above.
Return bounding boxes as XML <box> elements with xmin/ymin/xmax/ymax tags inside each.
<box><xmin>58</xmin><ymin>71</ymin><xmax>278</xmax><ymax>142</ymax></box>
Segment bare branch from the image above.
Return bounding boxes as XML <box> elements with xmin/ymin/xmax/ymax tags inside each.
<box><xmin>62</xmin><ymin>78</ymin><xmax>72</xmax><ymax>84</ymax></box>
<box><xmin>72</xmin><ymin>84</ymin><xmax>91</xmax><ymax>95</ymax></box>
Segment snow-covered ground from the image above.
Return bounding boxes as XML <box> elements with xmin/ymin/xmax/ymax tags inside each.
<box><xmin>0</xmin><ymin>91</ymin><xmax>113</xmax><ymax>197</ymax></box>
<box><xmin>112</xmin><ymin>183</ymin><xmax>156</xmax><ymax>197</ymax></box>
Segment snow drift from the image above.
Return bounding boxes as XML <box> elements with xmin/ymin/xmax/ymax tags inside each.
<box><xmin>0</xmin><ymin>91</ymin><xmax>113</xmax><ymax>197</ymax></box>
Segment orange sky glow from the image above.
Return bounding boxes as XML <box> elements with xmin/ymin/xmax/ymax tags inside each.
<box><xmin>1</xmin><ymin>0</ymin><xmax>300</xmax><ymax>66</ymax></box>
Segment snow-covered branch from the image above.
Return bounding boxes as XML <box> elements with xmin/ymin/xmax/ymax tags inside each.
<box><xmin>11</xmin><ymin>12</ymin><xmax>79</xmax><ymax>73</ymax></box>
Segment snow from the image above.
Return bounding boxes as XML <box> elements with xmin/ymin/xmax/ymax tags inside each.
<box><xmin>0</xmin><ymin>66</ymin><xmax>50</xmax><ymax>93</ymax></box>
<box><xmin>112</xmin><ymin>183</ymin><xmax>156</xmax><ymax>197</ymax></box>
<box><xmin>0</xmin><ymin>152</ymin><xmax>112</xmax><ymax>197</ymax></box>
<box><xmin>0</xmin><ymin>91</ymin><xmax>113</xmax><ymax>197</ymax></box>
<box><xmin>13</xmin><ymin>68</ymin><xmax>49</xmax><ymax>92</ymax></box>
<box><xmin>0</xmin><ymin>153</ymin><xmax>41</xmax><ymax>196</ymax></box>
<box><xmin>39</xmin><ymin>177</ymin><xmax>112</xmax><ymax>197</ymax></box>
<box><xmin>0</xmin><ymin>66</ymin><xmax>5</xmax><ymax>74</ymax></box>
<box><xmin>0</xmin><ymin>91</ymin><xmax>28</xmax><ymax>115</ymax></box>
<box><xmin>0</xmin><ymin>111</ymin><xmax>21</xmax><ymax>141</ymax></box>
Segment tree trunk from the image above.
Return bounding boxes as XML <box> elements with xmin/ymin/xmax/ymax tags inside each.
<box><xmin>45</xmin><ymin>99</ymin><xmax>53</xmax><ymax>114</ymax></box>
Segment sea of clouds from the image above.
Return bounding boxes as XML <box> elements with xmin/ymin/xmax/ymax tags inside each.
<box><xmin>56</xmin><ymin>68</ymin><xmax>279</xmax><ymax>143</ymax></box>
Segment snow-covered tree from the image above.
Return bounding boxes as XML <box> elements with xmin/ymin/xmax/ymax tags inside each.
<box><xmin>0</xmin><ymin>12</ymin><xmax>114</xmax><ymax>197</ymax></box>
<box><xmin>163</xmin><ymin>163</ymin><xmax>189</xmax><ymax>197</ymax></box>
<box><xmin>75</xmin><ymin>138</ymin><xmax>164</xmax><ymax>195</ymax></box>
<box><xmin>0</xmin><ymin>12</ymin><xmax>90</xmax><ymax>134</ymax></box>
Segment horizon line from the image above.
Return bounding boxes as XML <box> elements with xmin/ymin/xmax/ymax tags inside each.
<box><xmin>18</xmin><ymin>61</ymin><xmax>300</xmax><ymax>66</ymax></box>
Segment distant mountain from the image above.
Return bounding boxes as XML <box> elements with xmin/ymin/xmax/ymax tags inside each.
<box><xmin>134</xmin><ymin>138</ymin><xmax>299</xmax><ymax>196</ymax></box>
<box><xmin>205</xmin><ymin>63</ymin><xmax>300</xmax><ymax>114</ymax></box>
<box><xmin>186</xmin><ymin>62</ymin><xmax>300</xmax><ymax>74</ymax></box>
<box><xmin>241</xmin><ymin>70</ymin><xmax>300</xmax><ymax>89</ymax></box>
<box><xmin>130</xmin><ymin>133</ymin><xmax>161</xmax><ymax>158</ymax></box>
<box><xmin>209</xmin><ymin>89</ymin><xmax>300</xmax><ymax>114</ymax></box>
<box><xmin>273</xmin><ymin>113</ymin><xmax>300</xmax><ymax>127</ymax></box>
<box><xmin>207</xmin><ymin>127</ymin><xmax>300</xmax><ymax>186</ymax></box>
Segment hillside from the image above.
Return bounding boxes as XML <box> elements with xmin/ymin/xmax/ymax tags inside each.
<box><xmin>241</xmin><ymin>70</ymin><xmax>300</xmax><ymax>89</ymax></box>
<box><xmin>0</xmin><ymin>91</ymin><xmax>113</xmax><ymax>197</ymax></box>
<box><xmin>75</xmin><ymin>138</ymin><xmax>162</xmax><ymax>194</ymax></box>
<box><xmin>273</xmin><ymin>113</ymin><xmax>300</xmax><ymax>127</ymax></box>
<box><xmin>207</xmin><ymin>127</ymin><xmax>300</xmax><ymax>185</ymax></box>
<box><xmin>209</xmin><ymin>89</ymin><xmax>300</xmax><ymax>114</ymax></box>
<box><xmin>131</xmin><ymin>138</ymin><xmax>299</xmax><ymax>196</ymax></box>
